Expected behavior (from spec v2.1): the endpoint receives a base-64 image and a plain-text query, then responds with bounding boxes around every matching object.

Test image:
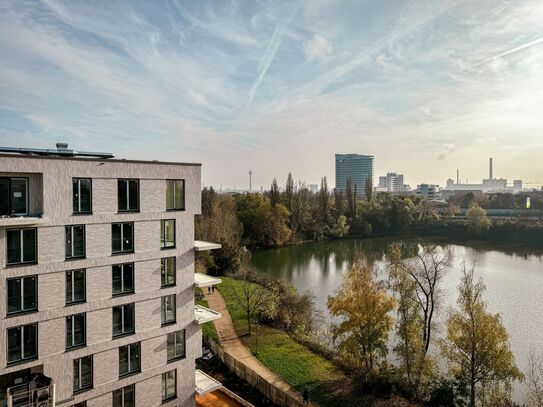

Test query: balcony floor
[196,391,245,407]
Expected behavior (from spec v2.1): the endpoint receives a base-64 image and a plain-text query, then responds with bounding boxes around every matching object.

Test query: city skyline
[1,0,543,188]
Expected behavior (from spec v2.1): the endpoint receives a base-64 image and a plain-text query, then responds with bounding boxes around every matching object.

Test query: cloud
[303,34,332,62]
[438,144,457,160]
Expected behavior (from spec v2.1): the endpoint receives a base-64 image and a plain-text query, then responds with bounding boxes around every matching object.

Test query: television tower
[249,169,252,192]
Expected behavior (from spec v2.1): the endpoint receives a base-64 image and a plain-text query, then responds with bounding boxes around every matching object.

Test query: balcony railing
[6,382,55,407]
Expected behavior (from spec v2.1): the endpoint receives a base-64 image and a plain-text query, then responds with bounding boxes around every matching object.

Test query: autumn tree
[442,266,522,407]
[334,189,345,217]
[270,178,280,207]
[328,254,396,373]
[346,178,357,219]
[466,204,491,234]
[229,272,279,334]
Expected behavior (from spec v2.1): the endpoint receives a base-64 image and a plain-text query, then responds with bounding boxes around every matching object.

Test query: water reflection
[251,236,543,403]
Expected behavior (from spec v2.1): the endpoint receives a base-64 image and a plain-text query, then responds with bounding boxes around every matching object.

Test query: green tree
[270,178,280,207]
[365,177,373,203]
[329,215,350,238]
[334,189,345,217]
[328,254,396,373]
[319,176,331,225]
[466,204,491,234]
[442,266,523,407]
[285,172,294,211]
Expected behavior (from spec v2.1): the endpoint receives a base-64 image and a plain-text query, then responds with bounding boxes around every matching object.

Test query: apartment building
[0,145,221,407]
[335,153,374,196]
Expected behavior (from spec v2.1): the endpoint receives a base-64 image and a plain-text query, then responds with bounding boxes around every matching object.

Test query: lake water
[251,237,543,403]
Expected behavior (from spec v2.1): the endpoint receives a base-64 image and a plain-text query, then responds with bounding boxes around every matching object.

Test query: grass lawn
[218,277,370,407]
[195,287,218,341]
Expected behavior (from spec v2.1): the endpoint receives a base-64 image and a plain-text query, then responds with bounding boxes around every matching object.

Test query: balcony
[195,273,222,288]
[5,374,55,407]
[194,305,221,325]
[0,175,44,227]
[195,369,222,396]
[194,241,222,252]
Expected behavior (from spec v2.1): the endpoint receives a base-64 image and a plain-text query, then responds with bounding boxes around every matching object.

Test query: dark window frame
[112,303,135,338]
[6,275,38,315]
[6,228,37,266]
[167,329,186,362]
[113,384,135,407]
[112,222,134,255]
[112,263,135,297]
[160,257,176,288]
[65,225,86,260]
[66,269,86,305]
[0,177,29,216]
[72,178,92,215]
[161,294,176,326]
[118,342,141,378]
[117,179,140,212]
[161,369,177,402]
[66,313,87,350]
[6,323,38,366]
[166,179,185,211]
[160,219,176,250]
[73,355,93,394]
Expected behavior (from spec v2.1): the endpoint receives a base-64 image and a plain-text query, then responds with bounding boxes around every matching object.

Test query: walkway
[206,290,316,407]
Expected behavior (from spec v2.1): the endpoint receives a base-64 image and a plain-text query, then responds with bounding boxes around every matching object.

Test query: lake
[251,237,543,403]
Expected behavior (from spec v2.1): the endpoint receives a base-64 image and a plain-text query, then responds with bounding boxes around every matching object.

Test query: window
[167,330,185,362]
[66,313,86,350]
[112,303,134,337]
[161,257,176,287]
[118,179,139,212]
[7,275,37,315]
[160,220,175,249]
[113,384,135,407]
[73,355,93,393]
[7,323,37,364]
[161,294,176,325]
[6,228,37,265]
[112,222,134,254]
[0,177,28,216]
[119,342,140,377]
[73,178,92,214]
[166,180,185,210]
[66,269,86,305]
[71,402,87,407]
[112,263,134,296]
[66,225,85,259]
[162,369,177,401]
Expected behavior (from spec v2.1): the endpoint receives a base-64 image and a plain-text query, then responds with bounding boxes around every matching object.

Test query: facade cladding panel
[335,153,374,195]
[0,154,202,407]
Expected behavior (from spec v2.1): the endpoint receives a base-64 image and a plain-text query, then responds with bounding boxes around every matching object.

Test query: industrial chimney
[489,157,493,180]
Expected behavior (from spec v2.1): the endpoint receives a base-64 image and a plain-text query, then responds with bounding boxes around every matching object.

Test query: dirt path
[206,290,316,407]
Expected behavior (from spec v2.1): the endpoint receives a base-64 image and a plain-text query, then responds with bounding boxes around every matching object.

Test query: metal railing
[6,383,55,407]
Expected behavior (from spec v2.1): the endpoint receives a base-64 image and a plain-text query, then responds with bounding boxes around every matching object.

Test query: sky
[1,0,543,189]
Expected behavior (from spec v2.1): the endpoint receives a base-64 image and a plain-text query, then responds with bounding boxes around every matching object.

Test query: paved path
[206,290,316,407]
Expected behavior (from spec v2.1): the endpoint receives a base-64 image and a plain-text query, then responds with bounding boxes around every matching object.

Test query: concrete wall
[0,155,202,407]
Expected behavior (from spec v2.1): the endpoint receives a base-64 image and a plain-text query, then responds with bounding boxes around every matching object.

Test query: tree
[466,204,491,235]
[526,349,543,407]
[285,172,294,211]
[346,178,357,219]
[328,254,396,373]
[365,177,373,203]
[329,215,350,238]
[389,245,451,359]
[229,273,279,334]
[319,176,331,225]
[442,266,522,407]
[334,189,345,217]
[270,178,280,207]
[388,243,428,394]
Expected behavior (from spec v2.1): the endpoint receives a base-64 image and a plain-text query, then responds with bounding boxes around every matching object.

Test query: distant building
[513,180,523,193]
[416,184,441,200]
[335,154,374,196]
[308,184,319,193]
[377,172,410,193]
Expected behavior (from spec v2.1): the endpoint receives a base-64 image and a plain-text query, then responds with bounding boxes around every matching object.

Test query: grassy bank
[218,277,413,407]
